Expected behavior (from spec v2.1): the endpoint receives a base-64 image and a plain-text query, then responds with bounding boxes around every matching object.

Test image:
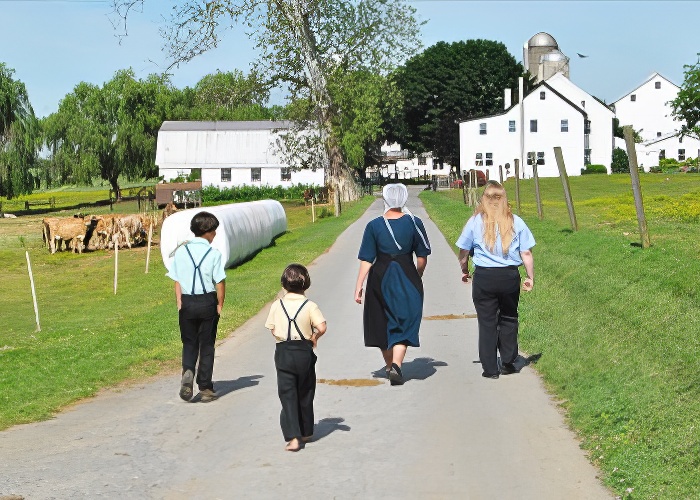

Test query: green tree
[113,0,422,212]
[44,70,178,195]
[0,63,38,198]
[671,53,700,139]
[388,40,526,165]
[611,147,630,173]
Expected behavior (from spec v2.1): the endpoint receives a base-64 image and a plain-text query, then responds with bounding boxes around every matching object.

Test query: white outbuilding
[155,121,325,188]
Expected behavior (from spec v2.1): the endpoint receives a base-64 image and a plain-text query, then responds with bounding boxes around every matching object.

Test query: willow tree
[0,63,38,198]
[113,0,422,212]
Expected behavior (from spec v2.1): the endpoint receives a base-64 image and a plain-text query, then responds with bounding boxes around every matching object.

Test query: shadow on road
[402,357,448,381]
[213,375,264,398]
[312,417,351,441]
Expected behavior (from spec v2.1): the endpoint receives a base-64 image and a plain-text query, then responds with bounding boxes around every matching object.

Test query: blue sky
[4,0,699,117]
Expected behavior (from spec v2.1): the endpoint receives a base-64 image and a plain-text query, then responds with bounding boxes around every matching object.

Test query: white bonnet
[382,183,408,213]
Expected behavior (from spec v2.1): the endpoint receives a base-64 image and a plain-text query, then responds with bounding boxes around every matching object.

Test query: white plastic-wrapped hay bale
[160,200,287,271]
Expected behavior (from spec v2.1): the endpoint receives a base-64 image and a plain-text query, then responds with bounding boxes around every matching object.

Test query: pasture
[420,173,700,499]
[0,196,373,430]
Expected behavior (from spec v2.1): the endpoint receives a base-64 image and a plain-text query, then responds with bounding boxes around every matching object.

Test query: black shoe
[482,372,500,379]
[179,369,194,401]
[500,363,520,375]
[389,363,404,385]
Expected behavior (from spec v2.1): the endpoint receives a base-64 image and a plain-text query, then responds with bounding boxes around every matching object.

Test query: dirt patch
[317,378,383,387]
[424,313,477,320]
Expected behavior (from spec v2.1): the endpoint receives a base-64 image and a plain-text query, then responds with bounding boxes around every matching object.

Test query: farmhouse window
[486,153,493,166]
[584,120,591,134]
[659,149,666,160]
[540,91,546,100]
[581,101,585,108]
[508,120,516,132]
[479,123,487,135]
[475,153,483,167]
[418,156,427,165]
[561,119,568,132]
[630,94,636,102]
[537,152,545,165]
[655,81,661,89]
[530,120,538,133]
[657,132,662,137]
[251,168,262,182]
[678,149,686,161]
[584,149,592,165]
[221,168,231,182]
[280,167,291,181]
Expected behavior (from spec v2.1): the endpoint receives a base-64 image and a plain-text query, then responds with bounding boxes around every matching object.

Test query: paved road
[0,187,611,499]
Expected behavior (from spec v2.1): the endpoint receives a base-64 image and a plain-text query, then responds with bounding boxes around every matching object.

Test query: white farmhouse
[612,73,700,169]
[459,76,614,179]
[372,141,452,180]
[155,121,325,188]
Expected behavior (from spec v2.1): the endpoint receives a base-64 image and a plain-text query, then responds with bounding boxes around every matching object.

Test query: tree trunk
[109,177,121,200]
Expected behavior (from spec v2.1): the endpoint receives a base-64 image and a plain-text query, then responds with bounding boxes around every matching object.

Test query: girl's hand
[461,272,471,283]
[355,287,363,304]
[522,277,534,291]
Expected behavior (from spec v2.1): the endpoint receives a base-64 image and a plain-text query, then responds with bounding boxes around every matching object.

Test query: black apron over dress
[274,299,317,441]
[363,252,424,350]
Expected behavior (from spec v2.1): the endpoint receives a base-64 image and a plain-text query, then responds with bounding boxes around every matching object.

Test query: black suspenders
[184,244,213,295]
[279,299,309,341]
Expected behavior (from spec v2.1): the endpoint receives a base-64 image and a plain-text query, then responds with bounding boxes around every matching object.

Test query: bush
[611,147,629,173]
[201,183,316,204]
[581,164,607,175]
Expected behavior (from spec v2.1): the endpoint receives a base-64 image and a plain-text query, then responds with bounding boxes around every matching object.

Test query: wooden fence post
[145,223,153,273]
[553,147,578,231]
[532,162,543,220]
[25,250,41,332]
[114,244,119,295]
[623,126,651,248]
[499,165,503,184]
[514,159,521,214]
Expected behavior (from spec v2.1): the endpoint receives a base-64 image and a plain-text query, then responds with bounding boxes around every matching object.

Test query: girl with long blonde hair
[456,180,536,379]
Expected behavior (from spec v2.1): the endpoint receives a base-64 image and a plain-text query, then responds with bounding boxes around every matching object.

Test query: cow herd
[41,214,156,254]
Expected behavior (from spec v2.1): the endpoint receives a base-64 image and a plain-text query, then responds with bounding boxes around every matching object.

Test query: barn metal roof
[159,120,293,132]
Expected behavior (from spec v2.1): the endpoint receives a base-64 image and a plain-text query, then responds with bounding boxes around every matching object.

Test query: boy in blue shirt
[167,211,227,402]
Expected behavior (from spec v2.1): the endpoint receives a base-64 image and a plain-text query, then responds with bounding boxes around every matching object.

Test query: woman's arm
[355,261,372,304]
[458,248,472,282]
[520,249,534,291]
[416,256,427,277]
[174,281,182,310]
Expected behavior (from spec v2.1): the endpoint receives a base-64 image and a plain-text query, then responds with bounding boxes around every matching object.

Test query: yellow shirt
[265,292,326,343]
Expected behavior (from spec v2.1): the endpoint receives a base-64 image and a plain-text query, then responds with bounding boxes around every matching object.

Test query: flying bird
[577,53,589,58]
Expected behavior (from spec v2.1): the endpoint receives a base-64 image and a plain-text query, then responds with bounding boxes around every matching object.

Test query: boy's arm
[216,280,225,315]
[311,321,327,348]
[174,282,182,310]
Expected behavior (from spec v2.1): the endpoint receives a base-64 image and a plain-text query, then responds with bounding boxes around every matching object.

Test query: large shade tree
[671,53,700,139]
[387,40,526,166]
[0,63,39,198]
[113,0,422,212]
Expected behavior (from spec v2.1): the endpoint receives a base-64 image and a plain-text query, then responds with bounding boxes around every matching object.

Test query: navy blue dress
[358,215,431,350]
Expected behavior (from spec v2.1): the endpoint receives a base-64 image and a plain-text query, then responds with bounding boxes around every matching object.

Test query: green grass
[420,173,700,499]
[0,196,373,430]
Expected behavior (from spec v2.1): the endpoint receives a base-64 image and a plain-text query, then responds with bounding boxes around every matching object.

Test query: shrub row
[201,184,317,203]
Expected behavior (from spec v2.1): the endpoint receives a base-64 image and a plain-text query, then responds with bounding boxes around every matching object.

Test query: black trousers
[179,292,219,391]
[274,341,317,441]
[472,266,521,376]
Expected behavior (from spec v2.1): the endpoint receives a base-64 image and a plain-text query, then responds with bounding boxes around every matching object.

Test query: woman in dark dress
[354,184,431,385]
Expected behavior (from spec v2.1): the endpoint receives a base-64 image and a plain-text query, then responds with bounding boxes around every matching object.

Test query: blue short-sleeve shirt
[166,237,227,294]
[455,214,535,267]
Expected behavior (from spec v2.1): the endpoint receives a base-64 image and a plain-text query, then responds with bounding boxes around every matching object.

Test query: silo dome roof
[528,32,558,48]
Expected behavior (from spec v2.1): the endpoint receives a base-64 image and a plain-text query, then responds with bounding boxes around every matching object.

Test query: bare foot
[285,438,301,451]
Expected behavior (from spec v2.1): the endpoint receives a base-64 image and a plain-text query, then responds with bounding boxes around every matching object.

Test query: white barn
[370,142,452,180]
[612,73,700,169]
[155,121,325,188]
[459,75,614,179]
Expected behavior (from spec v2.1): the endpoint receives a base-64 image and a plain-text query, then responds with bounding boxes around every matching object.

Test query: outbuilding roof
[159,120,293,132]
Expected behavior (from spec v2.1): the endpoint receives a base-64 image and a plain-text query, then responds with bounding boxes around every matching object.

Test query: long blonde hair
[475,180,514,255]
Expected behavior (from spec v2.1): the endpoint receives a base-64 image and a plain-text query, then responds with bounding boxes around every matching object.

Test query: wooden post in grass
[114,244,119,295]
[532,162,543,220]
[623,126,651,248]
[554,146,578,231]
[25,250,41,332]
[514,159,521,214]
[311,197,316,223]
[145,223,153,273]
[499,165,504,184]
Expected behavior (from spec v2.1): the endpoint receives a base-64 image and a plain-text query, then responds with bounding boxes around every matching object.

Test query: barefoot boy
[265,264,327,451]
